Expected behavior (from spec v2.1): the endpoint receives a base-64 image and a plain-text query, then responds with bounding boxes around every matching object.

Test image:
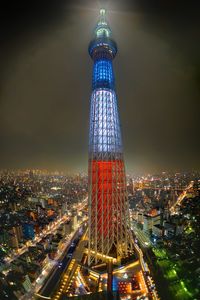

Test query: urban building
[152,224,164,237]
[143,214,161,233]
[22,223,35,240]
[163,221,176,238]
[137,213,144,224]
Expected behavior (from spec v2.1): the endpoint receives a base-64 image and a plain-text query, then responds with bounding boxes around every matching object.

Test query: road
[133,235,160,300]
[35,226,84,299]
[52,227,88,299]
[4,196,88,267]
[4,215,69,267]
[170,181,194,214]
[131,222,152,249]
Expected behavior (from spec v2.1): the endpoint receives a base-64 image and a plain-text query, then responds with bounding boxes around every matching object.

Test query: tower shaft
[88,9,131,265]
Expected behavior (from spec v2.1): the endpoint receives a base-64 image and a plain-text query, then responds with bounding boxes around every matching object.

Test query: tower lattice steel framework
[88,9,132,265]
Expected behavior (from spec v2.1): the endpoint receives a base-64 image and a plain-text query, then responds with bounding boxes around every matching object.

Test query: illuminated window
[96,28,109,38]
[93,59,114,89]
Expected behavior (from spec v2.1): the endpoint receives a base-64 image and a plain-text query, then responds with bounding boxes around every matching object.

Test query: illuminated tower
[88,9,132,265]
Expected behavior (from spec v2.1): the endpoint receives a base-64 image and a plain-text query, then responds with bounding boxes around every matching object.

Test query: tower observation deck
[88,9,132,266]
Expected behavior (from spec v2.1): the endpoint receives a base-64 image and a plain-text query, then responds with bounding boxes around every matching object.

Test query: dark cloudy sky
[0,0,199,173]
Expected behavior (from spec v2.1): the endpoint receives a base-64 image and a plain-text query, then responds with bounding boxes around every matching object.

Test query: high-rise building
[88,9,132,265]
[22,223,35,240]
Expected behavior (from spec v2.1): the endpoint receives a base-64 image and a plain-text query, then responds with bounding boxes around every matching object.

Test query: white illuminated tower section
[88,9,132,265]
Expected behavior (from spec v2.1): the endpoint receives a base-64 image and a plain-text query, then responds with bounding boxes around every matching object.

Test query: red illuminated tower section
[88,9,132,265]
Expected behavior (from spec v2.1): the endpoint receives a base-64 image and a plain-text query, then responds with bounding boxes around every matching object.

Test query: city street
[35,226,84,299]
[4,214,69,266]
[131,222,152,249]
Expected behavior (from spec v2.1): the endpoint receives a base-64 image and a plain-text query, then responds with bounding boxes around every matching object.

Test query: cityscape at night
[0,170,199,299]
[0,1,200,300]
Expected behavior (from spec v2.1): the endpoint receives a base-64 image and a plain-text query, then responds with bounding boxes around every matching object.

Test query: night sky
[0,0,199,173]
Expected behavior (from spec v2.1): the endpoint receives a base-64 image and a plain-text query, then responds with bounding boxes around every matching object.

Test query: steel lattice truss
[88,9,132,265]
[89,89,122,154]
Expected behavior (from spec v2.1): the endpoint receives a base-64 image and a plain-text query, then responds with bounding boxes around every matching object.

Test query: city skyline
[0,0,200,173]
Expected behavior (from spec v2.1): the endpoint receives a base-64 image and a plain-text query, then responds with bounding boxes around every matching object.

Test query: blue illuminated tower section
[88,9,131,265]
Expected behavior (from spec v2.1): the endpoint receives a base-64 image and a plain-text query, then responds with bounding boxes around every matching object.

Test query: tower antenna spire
[99,7,106,25]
